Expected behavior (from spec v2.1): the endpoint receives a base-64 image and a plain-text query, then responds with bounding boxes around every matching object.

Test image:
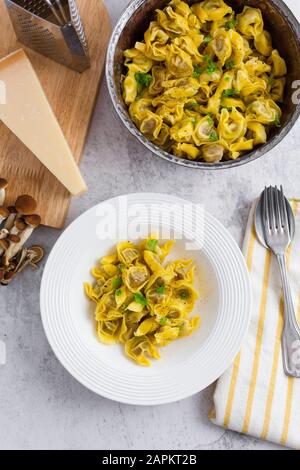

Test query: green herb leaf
[192,63,203,78]
[225,60,235,70]
[159,317,168,326]
[115,289,122,297]
[222,88,236,98]
[225,18,237,30]
[203,35,212,44]
[135,292,148,307]
[209,131,218,142]
[135,72,152,93]
[273,116,281,127]
[113,277,123,289]
[207,115,214,126]
[146,239,158,252]
[156,285,166,295]
[204,55,217,74]
[207,64,217,74]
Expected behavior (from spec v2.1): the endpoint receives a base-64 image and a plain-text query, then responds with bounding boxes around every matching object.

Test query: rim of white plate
[40,193,252,405]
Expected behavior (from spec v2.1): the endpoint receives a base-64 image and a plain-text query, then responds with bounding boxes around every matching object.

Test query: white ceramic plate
[40,193,252,405]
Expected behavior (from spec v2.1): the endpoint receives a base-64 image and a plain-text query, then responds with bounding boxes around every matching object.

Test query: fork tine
[274,186,281,230]
[279,185,288,229]
[263,187,270,230]
[268,186,276,231]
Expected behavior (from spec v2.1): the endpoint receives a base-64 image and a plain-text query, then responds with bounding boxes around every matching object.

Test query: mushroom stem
[0,179,8,206]
[0,229,8,240]
[0,206,9,225]
[0,238,9,258]
[4,207,17,231]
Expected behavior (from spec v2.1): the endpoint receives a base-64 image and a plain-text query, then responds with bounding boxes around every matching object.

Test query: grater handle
[68,0,88,53]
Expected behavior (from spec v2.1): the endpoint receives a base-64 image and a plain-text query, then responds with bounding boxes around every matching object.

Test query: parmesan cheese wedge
[0,49,87,196]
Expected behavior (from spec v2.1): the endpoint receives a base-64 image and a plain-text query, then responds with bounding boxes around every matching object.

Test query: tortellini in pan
[84,237,200,366]
[122,0,287,162]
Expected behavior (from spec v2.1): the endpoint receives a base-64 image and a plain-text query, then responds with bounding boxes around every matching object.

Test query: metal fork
[263,186,300,377]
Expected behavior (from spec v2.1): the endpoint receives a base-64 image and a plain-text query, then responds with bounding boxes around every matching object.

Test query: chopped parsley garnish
[135,292,148,307]
[225,60,235,70]
[222,88,236,98]
[193,63,203,78]
[207,115,214,126]
[203,35,212,44]
[115,289,122,297]
[159,317,168,326]
[209,131,219,142]
[273,116,281,127]
[146,239,158,252]
[135,72,152,93]
[156,285,166,295]
[204,55,217,74]
[113,277,122,289]
[225,18,237,30]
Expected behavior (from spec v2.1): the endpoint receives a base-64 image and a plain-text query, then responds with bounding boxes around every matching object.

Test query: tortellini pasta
[84,238,200,366]
[122,0,287,162]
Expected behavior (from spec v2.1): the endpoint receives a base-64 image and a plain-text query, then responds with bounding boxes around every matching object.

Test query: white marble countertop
[0,0,299,451]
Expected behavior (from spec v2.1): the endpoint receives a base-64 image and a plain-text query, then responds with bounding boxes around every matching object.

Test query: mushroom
[8,234,21,244]
[0,229,9,240]
[3,214,41,265]
[16,246,44,273]
[0,238,9,257]
[24,214,41,230]
[9,218,27,237]
[0,179,8,206]
[15,195,37,216]
[4,206,17,230]
[0,206,9,225]
[1,270,15,286]
[27,245,44,267]
[1,245,44,285]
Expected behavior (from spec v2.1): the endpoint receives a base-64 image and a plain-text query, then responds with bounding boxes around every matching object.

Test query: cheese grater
[5,0,90,72]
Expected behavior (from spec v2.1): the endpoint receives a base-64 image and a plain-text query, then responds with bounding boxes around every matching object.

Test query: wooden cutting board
[0,0,111,228]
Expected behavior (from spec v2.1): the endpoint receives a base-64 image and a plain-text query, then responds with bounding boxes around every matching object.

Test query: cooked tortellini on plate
[84,238,200,366]
[122,0,287,163]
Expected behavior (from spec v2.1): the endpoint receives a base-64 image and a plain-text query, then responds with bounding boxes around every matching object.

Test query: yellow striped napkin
[210,199,300,449]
